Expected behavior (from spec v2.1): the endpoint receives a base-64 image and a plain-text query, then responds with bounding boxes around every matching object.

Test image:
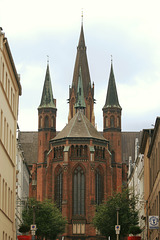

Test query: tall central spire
[68,20,95,125]
[71,22,91,98]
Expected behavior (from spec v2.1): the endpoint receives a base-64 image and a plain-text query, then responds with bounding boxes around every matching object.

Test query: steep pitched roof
[122,131,142,163]
[38,64,56,109]
[71,24,92,98]
[52,110,106,141]
[18,131,38,165]
[103,62,121,109]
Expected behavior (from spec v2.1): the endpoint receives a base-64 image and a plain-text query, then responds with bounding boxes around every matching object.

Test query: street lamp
[116,208,120,240]
[31,205,36,240]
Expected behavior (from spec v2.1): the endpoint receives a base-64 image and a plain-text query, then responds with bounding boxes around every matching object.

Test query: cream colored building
[0,28,21,240]
[147,118,160,240]
[16,131,30,237]
[140,129,153,240]
[128,138,145,239]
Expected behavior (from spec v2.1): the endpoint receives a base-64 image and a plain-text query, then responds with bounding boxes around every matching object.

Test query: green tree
[20,198,67,240]
[92,188,140,240]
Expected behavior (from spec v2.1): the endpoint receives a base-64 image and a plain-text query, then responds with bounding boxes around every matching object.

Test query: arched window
[44,151,48,163]
[110,116,115,127]
[117,116,120,128]
[73,166,85,215]
[51,116,55,128]
[55,168,63,210]
[44,116,49,128]
[84,145,87,157]
[111,150,115,163]
[95,168,104,205]
[39,116,42,128]
[103,148,105,159]
[71,145,75,157]
[105,116,108,127]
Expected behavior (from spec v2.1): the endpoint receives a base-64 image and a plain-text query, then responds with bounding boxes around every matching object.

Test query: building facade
[129,121,160,240]
[128,142,145,239]
[16,130,30,237]
[0,28,21,240]
[147,118,160,240]
[23,23,128,240]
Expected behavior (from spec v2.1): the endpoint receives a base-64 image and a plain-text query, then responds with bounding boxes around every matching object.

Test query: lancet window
[73,166,85,215]
[55,168,63,210]
[95,168,104,205]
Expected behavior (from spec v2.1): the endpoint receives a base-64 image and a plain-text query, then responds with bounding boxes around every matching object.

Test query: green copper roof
[75,67,86,109]
[39,64,56,109]
[103,63,121,109]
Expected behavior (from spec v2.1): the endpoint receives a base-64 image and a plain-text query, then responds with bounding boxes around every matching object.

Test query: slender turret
[103,60,122,192]
[37,62,57,201]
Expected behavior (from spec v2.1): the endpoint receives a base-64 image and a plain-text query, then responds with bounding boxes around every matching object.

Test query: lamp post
[116,208,120,240]
[31,205,36,240]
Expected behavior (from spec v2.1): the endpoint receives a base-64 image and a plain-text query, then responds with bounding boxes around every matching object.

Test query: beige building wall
[0,28,21,240]
[148,120,160,240]
[143,135,151,240]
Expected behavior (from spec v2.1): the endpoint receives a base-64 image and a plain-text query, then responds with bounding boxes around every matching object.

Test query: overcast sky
[1,0,160,132]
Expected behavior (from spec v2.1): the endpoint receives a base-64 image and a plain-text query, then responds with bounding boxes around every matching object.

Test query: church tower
[68,22,95,125]
[37,62,57,200]
[103,61,122,192]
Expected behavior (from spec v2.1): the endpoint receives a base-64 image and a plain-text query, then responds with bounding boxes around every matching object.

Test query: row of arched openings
[54,165,104,213]
[70,145,88,159]
[39,115,55,129]
[52,145,106,161]
[104,115,120,128]
[94,146,106,160]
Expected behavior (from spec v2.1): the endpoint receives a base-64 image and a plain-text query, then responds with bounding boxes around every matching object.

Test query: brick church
[19,22,140,240]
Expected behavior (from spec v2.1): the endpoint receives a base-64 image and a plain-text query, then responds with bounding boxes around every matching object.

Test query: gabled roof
[18,131,38,165]
[38,64,56,109]
[71,24,92,98]
[103,62,121,109]
[52,110,107,142]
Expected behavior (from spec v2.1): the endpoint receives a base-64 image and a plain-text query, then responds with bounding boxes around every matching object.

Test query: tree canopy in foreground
[20,198,67,240]
[92,188,141,240]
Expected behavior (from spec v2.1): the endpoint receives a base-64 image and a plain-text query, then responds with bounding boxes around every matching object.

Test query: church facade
[28,23,128,240]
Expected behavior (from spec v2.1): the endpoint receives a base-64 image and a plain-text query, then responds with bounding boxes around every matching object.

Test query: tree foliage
[20,198,67,240]
[92,188,140,240]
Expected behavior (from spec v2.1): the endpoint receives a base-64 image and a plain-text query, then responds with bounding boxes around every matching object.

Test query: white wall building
[16,130,30,237]
[128,138,145,239]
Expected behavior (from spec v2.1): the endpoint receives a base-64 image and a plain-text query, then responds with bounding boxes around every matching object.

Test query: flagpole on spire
[81,8,83,26]
[47,55,49,66]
